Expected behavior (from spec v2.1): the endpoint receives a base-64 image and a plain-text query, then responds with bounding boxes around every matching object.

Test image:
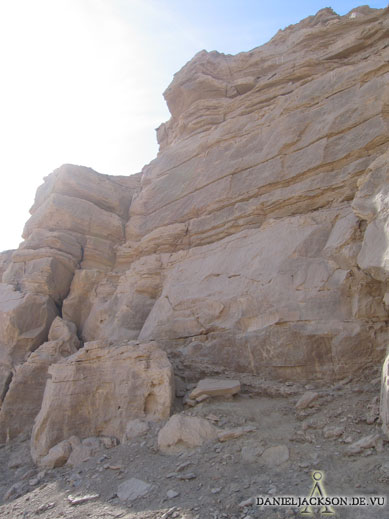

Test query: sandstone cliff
[0,6,389,447]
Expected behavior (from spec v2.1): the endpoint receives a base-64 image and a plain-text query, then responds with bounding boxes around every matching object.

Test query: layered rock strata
[69,6,389,380]
[0,6,388,447]
[0,165,140,441]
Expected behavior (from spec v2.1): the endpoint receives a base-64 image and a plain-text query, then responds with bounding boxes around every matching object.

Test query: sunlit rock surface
[0,6,388,447]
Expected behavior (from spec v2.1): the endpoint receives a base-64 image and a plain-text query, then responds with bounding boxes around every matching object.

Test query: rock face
[63,6,389,381]
[0,251,14,282]
[0,284,57,409]
[0,6,389,448]
[31,340,174,463]
[0,317,79,442]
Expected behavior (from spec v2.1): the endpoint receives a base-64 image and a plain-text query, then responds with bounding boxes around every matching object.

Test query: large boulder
[158,414,219,453]
[31,340,174,464]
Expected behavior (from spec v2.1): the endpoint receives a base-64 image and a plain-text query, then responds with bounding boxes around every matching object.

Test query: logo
[300,471,335,515]
[255,469,386,515]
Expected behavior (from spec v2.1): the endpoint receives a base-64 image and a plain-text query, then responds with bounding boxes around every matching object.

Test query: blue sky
[0,0,387,251]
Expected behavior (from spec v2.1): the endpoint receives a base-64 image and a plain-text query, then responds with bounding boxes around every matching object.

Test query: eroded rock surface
[63,6,389,382]
[0,317,79,442]
[0,6,388,453]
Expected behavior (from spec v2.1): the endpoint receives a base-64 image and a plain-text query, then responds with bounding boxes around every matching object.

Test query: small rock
[166,472,178,478]
[100,436,119,449]
[176,461,192,472]
[167,489,180,499]
[261,445,289,466]
[218,425,256,442]
[178,472,197,480]
[124,419,150,442]
[323,426,344,439]
[160,508,177,519]
[211,487,222,494]
[183,395,196,407]
[195,394,210,403]
[296,391,319,410]
[239,497,254,507]
[68,493,99,505]
[117,477,151,502]
[346,434,381,455]
[190,378,240,400]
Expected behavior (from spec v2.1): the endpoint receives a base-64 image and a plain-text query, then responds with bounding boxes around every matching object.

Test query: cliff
[0,5,389,451]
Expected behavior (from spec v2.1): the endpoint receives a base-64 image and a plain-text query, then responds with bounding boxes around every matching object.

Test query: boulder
[39,439,72,469]
[31,340,174,464]
[158,414,219,453]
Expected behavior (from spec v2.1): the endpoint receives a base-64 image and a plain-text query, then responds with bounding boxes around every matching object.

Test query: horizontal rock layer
[72,7,389,380]
[0,6,388,448]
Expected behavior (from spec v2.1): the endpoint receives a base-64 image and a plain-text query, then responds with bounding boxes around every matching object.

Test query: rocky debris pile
[0,374,388,518]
